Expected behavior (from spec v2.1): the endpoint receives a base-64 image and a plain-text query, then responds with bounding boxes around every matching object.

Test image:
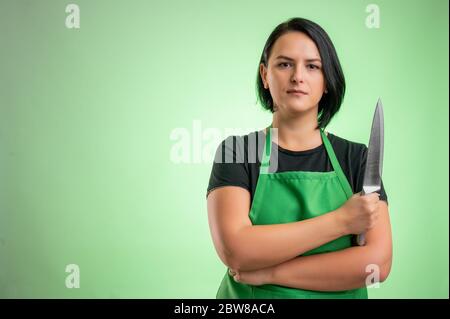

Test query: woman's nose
[291,66,305,83]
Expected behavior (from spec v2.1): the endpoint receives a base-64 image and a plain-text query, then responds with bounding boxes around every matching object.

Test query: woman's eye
[278,62,292,68]
[307,64,320,70]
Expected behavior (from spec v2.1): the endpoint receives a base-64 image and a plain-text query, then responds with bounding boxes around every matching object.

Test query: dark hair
[256,17,345,129]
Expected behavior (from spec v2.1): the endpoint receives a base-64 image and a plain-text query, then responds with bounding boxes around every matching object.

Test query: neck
[271,108,322,151]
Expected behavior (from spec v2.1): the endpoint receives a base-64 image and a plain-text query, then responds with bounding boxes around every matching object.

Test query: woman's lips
[287,90,308,96]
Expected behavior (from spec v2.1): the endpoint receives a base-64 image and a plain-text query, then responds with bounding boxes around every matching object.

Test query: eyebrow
[274,55,322,63]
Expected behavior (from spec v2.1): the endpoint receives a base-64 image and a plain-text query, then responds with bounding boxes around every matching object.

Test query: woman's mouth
[287,89,308,96]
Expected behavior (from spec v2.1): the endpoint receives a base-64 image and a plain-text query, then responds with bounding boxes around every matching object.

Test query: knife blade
[356,98,384,246]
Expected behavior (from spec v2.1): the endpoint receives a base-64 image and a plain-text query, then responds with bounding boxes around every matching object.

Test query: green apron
[216,125,368,299]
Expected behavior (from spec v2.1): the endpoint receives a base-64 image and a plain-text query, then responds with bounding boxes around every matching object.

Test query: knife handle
[356,187,380,246]
[356,189,368,246]
[356,233,366,246]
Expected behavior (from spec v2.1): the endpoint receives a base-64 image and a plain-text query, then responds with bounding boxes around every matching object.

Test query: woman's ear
[260,63,268,89]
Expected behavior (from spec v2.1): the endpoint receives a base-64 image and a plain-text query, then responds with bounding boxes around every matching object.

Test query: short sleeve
[356,145,389,205]
[206,136,250,198]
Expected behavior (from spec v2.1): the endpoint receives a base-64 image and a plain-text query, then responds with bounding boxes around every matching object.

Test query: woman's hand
[336,192,381,235]
[228,267,273,286]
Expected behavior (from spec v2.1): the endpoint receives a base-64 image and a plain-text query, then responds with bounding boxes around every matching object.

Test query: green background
[0,0,448,298]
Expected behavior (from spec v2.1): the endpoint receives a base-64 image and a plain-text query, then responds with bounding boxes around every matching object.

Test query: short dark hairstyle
[256,17,346,129]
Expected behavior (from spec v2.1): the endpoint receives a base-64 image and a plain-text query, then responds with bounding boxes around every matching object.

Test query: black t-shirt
[206,130,388,205]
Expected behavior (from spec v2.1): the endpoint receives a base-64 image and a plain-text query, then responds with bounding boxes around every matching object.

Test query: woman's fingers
[228,268,237,276]
[228,268,241,282]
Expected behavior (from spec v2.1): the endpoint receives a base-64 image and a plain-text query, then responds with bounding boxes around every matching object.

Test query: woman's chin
[285,101,315,113]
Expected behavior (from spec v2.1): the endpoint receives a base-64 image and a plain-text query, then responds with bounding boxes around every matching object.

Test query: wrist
[332,208,349,237]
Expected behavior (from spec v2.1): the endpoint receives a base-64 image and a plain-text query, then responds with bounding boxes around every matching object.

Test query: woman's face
[260,31,327,114]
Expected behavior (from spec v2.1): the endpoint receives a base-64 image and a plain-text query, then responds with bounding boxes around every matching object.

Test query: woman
[206,17,392,299]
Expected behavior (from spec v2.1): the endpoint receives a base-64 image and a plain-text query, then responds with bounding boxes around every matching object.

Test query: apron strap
[320,129,354,199]
[259,124,272,174]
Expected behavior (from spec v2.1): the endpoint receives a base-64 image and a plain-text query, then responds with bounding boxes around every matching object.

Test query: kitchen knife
[356,98,384,246]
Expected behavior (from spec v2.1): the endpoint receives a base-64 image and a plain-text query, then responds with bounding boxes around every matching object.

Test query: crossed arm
[207,186,392,291]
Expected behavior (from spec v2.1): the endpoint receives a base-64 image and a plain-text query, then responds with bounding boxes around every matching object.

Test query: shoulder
[326,131,367,156]
[325,131,369,174]
[213,130,262,162]
[207,131,259,198]
[324,132,368,194]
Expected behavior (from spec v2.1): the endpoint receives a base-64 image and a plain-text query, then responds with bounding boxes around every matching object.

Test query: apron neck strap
[259,124,272,174]
[320,129,354,198]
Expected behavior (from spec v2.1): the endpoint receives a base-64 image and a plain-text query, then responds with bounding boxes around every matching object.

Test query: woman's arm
[235,201,392,291]
[207,186,351,272]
